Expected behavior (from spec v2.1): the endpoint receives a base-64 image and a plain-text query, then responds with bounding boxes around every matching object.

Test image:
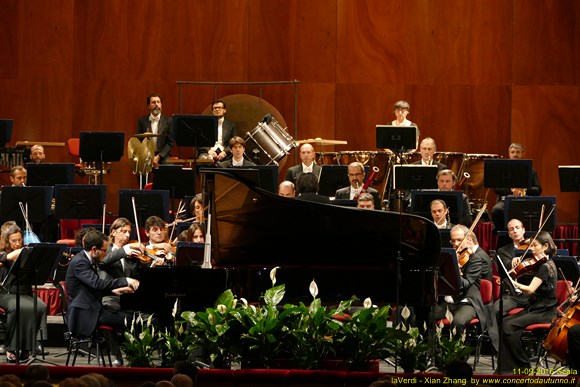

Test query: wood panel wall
[0,0,579,223]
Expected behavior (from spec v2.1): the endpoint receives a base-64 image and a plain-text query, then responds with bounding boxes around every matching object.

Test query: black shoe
[6,351,17,363]
[112,358,124,367]
[36,344,49,355]
[19,350,30,361]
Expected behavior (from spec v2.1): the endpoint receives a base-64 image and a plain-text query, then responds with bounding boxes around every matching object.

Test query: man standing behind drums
[208,100,238,162]
[285,143,321,185]
[219,136,256,167]
[136,93,174,168]
[437,169,473,226]
[492,143,542,232]
[29,145,45,164]
[412,138,447,170]
[335,162,381,210]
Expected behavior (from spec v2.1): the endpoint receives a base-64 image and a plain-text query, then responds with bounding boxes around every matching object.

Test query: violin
[455,203,487,269]
[457,247,474,268]
[518,238,531,250]
[509,253,548,279]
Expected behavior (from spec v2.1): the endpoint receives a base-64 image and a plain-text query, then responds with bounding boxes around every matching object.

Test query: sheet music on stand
[495,253,522,296]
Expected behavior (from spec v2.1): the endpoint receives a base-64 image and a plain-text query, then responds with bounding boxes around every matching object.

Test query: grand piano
[122,168,443,312]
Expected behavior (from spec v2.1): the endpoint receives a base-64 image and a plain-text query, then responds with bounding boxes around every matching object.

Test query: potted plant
[121,314,160,367]
[431,311,474,373]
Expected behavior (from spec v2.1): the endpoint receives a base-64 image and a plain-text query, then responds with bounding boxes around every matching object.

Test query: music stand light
[26,163,75,186]
[79,132,125,184]
[0,187,53,228]
[118,189,170,227]
[0,119,14,147]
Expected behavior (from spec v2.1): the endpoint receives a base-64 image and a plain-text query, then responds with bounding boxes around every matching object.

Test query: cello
[543,278,580,364]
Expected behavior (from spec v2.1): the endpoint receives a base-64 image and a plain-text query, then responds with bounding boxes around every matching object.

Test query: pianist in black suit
[334,162,381,210]
[285,143,321,185]
[218,136,256,168]
[65,230,138,339]
[295,172,330,204]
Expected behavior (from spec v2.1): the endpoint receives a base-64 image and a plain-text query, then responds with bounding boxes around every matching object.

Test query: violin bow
[102,204,106,234]
[131,196,142,245]
[456,202,487,253]
[514,204,556,265]
[168,199,184,242]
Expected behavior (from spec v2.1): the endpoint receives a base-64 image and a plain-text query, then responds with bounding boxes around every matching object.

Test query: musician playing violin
[433,225,496,346]
[143,215,175,266]
[334,162,381,210]
[494,219,532,317]
[497,231,558,374]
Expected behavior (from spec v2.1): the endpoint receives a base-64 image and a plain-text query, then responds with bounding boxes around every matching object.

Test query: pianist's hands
[112,286,134,295]
[127,277,140,291]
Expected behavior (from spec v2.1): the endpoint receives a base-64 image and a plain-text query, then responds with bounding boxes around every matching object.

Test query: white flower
[363,297,373,309]
[270,266,280,286]
[250,304,257,313]
[445,307,453,324]
[208,314,216,324]
[309,280,319,299]
[217,304,227,314]
[231,299,237,309]
[401,306,411,320]
[240,298,248,308]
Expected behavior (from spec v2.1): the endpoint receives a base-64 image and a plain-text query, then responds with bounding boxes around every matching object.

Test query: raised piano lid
[203,169,441,269]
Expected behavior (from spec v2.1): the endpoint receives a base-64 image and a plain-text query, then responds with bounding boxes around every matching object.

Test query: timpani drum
[460,153,500,210]
[316,152,339,165]
[336,150,394,200]
[244,118,295,165]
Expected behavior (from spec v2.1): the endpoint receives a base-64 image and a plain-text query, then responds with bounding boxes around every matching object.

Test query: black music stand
[553,255,580,285]
[16,243,65,365]
[410,190,463,225]
[558,166,580,226]
[175,242,205,267]
[54,185,106,236]
[79,132,125,185]
[0,186,53,229]
[505,196,557,232]
[393,165,438,190]
[172,114,217,160]
[0,119,14,147]
[26,163,75,186]
[376,125,418,154]
[152,165,196,217]
[118,189,170,227]
[483,159,532,190]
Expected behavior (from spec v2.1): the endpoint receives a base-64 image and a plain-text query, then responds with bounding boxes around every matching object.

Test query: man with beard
[136,93,174,167]
[335,162,381,209]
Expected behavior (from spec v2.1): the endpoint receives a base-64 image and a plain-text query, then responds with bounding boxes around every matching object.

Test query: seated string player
[494,218,532,317]
[295,173,330,204]
[432,225,497,348]
[356,193,375,209]
[430,199,453,229]
[278,181,296,197]
[436,169,473,226]
[143,216,175,266]
[218,136,256,167]
[334,162,381,210]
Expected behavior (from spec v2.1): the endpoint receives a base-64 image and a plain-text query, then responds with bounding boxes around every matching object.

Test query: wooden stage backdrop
[0,0,579,222]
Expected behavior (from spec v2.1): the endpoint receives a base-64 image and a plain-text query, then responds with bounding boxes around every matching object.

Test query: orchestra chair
[436,279,494,371]
[58,281,113,366]
[518,279,572,371]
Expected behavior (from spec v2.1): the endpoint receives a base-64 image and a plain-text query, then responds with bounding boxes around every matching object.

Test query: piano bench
[64,325,114,367]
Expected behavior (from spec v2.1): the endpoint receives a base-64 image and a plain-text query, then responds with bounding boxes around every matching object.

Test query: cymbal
[127,137,142,174]
[132,132,161,139]
[139,138,155,175]
[295,138,348,145]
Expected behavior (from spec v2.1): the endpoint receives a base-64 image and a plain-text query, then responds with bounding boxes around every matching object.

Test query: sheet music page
[495,254,523,296]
